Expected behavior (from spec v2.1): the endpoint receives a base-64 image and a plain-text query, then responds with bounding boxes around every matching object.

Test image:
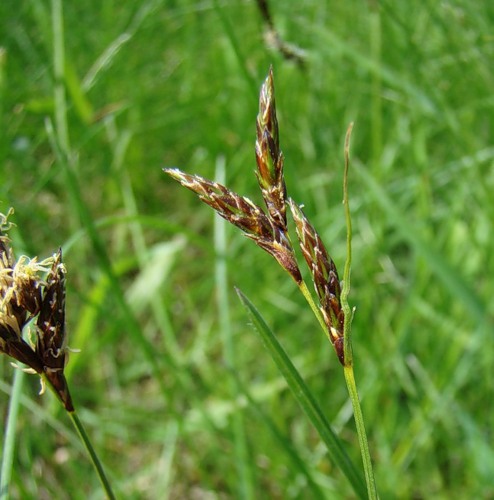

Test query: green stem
[343,366,377,500]
[214,158,255,499]
[369,3,383,170]
[68,411,116,500]
[0,369,25,499]
[298,280,329,340]
[340,123,378,499]
[341,123,354,366]
[51,0,70,153]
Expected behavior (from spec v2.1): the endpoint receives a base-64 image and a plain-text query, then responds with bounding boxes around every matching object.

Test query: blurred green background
[1,1,493,498]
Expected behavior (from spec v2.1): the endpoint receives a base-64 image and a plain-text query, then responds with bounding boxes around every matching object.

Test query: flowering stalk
[340,123,378,499]
[255,66,287,231]
[163,68,377,497]
[163,168,302,284]
[0,212,72,410]
[0,209,115,499]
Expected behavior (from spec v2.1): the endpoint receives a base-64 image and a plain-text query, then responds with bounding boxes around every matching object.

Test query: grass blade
[0,370,24,499]
[214,158,255,499]
[235,288,367,500]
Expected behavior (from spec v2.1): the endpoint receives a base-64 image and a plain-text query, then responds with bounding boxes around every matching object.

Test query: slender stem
[0,369,25,499]
[344,366,378,500]
[369,3,383,171]
[68,412,116,500]
[51,0,70,154]
[341,123,354,366]
[298,280,329,340]
[214,158,255,499]
[340,123,378,499]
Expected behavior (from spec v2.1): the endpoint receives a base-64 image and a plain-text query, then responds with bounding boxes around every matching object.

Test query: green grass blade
[212,0,258,98]
[214,158,256,499]
[341,124,378,499]
[68,412,116,499]
[0,370,24,499]
[235,288,367,500]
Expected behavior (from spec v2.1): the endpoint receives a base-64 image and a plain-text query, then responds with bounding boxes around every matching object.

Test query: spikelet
[35,249,73,411]
[163,169,302,284]
[0,211,73,410]
[164,68,348,365]
[289,200,345,364]
[255,66,287,231]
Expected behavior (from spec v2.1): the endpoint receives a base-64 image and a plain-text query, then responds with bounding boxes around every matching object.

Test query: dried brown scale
[255,1,307,67]
[163,168,302,284]
[2,336,45,373]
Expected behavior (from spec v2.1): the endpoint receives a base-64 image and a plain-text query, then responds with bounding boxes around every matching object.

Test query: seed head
[35,249,73,411]
[289,200,345,364]
[255,67,287,231]
[0,211,73,410]
[163,168,302,283]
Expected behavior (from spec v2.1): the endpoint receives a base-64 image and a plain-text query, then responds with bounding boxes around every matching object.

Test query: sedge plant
[0,209,115,499]
[164,68,378,498]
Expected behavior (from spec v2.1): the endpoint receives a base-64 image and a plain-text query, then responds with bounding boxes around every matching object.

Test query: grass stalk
[212,0,258,98]
[369,3,382,169]
[0,370,24,499]
[343,366,377,499]
[340,123,378,499]
[68,411,116,500]
[214,158,255,499]
[297,280,329,339]
[51,0,70,154]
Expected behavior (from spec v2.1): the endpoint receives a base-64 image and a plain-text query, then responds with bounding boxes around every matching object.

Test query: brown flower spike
[255,66,287,231]
[0,211,73,411]
[163,169,302,284]
[289,200,345,364]
[35,250,73,411]
[164,68,348,365]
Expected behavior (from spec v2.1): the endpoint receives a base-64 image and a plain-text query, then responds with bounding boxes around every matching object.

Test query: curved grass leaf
[235,288,367,500]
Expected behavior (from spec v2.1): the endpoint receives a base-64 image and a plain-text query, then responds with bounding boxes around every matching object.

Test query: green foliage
[1,0,493,498]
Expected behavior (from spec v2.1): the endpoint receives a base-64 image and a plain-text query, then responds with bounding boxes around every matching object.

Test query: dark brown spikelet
[163,168,302,284]
[255,67,287,231]
[289,199,345,364]
[36,249,73,411]
[1,211,74,409]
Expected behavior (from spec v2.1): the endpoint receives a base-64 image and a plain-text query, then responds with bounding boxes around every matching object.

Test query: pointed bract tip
[267,65,274,80]
[163,167,182,181]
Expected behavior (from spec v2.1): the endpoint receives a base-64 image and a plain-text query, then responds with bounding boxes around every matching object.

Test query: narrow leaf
[235,288,367,499]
